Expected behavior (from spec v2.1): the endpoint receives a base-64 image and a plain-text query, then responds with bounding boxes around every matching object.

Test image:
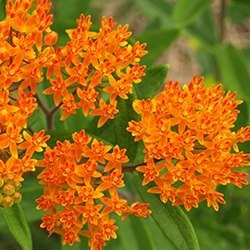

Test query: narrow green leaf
[172,0,212,28]
[52,0,91,45]
[229,0,250,24]
[113,96,139,162]
[214,44,250,128]
[134,64,169,99]
[134,173,200,250]
[188,10,219,46]
[214,44,250,99]
[1,204,33,250]
[134,0,173,27]
[129,216,158,250]
[0,0,7,20]
[117,217,140,250]
[141,216,175,250]
[21,177,44,222]
[139,29,180,65]
[53,0,91,22]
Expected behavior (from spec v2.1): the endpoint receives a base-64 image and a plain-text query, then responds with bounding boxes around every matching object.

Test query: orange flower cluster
[128,76,250,211]
[44,14,147,126]
[36,130,151,249]
[1,0,149,247]
[0,0,53,207]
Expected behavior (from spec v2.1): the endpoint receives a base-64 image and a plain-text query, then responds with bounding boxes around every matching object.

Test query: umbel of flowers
[0,0,249,250]
[0,0,53,207]
[0,0,149,249]
[36,130,151,248]
[128,76,250,211]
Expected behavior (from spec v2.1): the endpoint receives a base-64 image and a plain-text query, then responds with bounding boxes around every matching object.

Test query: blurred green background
[0,0,250,249]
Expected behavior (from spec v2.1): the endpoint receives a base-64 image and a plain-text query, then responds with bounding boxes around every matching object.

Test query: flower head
[128,76,250,211]
[44,14,147,127]
[37,129,151,248]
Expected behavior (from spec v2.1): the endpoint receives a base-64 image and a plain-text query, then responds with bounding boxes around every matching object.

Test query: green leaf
[134,64,169,99]
[229,0,250,24]
[172,0,212,28]
[134,173,200,250]
[139,29,180,65]
[52,0,91,45]
[214,44,250,99]
[113,96,139,162]
[0,0,6,20]
[188,10,219,46]
[53,0,91,22]
[214,44,250,128]
[1,204,33,250]
[21,176,44,222]
[128,216,159,250]
[134,0,173,27]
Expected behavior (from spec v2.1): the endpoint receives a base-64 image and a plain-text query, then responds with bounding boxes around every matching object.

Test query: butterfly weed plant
[0,1,249,250]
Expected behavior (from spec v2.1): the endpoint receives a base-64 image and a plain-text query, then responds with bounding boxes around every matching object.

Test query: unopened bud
[5,174,14,182]
[44,31,58,46]
[2,196,14,207]
[0,178,4,188]
[3,183,15,195]
[13,192,22,203]
[14,182,22,190]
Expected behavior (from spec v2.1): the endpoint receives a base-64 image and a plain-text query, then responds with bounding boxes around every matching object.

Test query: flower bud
[44,31,58,46]
[13,192,22,203]
[2,196,14,207]
[0,178,4,188]
[2,183,15,196]
[14,181,22,190]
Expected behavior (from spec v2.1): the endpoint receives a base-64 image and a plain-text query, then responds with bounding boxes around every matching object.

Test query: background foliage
[0,0,249,249]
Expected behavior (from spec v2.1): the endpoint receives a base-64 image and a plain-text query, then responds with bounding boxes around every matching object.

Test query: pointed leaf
[134,0,173,27]
[52,0,91,45]
[214,44,250,127]
[113,96,140,162]
[134,173,199,250]
[188,10,219,46]
[1,204,33,250]
[117,217,140,250]
[214,44,250,99]
[139,29,180,65]
[172,0,212,28]
[128,216,159,250]
[0,0,6,20]
[53,0,91,22]
[134,64,169,99]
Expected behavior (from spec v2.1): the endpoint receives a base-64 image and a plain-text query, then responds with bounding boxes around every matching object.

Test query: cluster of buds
[128,76,250,211]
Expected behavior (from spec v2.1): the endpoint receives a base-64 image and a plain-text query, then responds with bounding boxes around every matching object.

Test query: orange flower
[104,145,129,172]
[0,124,23,158]
[19,130,50,156]
[128,76,250,211]
[43,75,68,106]
[60,94,78,120]
[43,14,147,126]
[76,87,99,116]
[91,99,118,128]
[37,130,151,248]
